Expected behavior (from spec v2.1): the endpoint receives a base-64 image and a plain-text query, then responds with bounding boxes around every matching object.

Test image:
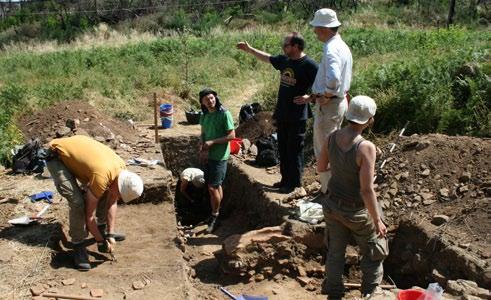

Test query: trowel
[8,204,50,226]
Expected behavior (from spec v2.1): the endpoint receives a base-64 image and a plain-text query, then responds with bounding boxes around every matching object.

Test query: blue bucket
[161,116,173,129]
[160,103,173,117]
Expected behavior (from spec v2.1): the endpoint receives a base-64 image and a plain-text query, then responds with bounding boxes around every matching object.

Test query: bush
[0,84,28,164]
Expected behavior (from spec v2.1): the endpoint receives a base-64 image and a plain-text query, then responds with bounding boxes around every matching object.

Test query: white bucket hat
[118,170,144,203]
[310,8,342,28]
[345,96,377,124]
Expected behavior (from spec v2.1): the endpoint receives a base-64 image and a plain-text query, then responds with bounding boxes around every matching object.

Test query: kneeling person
[46,135,144,270]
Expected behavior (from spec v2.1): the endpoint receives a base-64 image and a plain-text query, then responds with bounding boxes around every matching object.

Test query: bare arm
[85,189,105,242]
[358,141,387,237]
[105,189,119,234]
[237,41,271,63]
[199,128,208,163]
[202,129,236,150]
[317,136,331,173]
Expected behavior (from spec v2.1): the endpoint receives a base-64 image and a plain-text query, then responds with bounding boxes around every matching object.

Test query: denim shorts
[204,159,228,187]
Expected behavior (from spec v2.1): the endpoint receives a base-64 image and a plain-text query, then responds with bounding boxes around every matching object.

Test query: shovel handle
[219,287,238,300]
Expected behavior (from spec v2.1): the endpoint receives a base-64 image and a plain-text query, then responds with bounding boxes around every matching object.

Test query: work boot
[279,186,294,194]
[272,181,284,188]
[206,216,219,233]
[73,243,91,271]
[97,224,126,242]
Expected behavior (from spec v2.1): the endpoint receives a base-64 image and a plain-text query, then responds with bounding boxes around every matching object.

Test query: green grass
[0,23,489,164]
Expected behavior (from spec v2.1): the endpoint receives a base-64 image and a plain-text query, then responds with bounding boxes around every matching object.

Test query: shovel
[8,204,50,226]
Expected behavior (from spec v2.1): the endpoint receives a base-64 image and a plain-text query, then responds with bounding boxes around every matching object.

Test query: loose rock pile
[215,133,491,298]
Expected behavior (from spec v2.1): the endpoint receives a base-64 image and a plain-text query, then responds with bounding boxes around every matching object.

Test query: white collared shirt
[312,34,352,98]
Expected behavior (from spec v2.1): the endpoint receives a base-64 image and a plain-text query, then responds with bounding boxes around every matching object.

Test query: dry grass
[1,23,159,55]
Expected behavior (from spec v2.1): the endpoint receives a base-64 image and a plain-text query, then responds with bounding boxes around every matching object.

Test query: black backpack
[255,135,279,167]
[239,102,262,124]
[12,139,46,174]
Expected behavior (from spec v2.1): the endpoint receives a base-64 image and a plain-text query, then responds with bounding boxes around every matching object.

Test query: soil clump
[17,100,137,145]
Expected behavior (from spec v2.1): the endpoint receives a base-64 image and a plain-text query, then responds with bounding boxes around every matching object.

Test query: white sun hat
[310,8,342,28]
[118,170,144,203]
[345,96,377,124]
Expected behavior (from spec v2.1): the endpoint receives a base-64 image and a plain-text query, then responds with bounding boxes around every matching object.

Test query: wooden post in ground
[153,92,159,143]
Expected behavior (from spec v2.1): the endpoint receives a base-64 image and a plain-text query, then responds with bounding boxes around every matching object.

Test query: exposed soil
[17,101,138,145]
[2,99,490,299]
[374,134,490,254]
[235,112,276,144]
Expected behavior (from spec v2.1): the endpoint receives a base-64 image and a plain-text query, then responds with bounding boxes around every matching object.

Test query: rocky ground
[0,100,489,299]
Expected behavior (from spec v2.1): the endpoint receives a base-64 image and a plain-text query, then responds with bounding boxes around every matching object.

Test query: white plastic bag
[417,283,444,300]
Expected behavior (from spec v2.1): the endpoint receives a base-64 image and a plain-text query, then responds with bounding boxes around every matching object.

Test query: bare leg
[208,185,222,216]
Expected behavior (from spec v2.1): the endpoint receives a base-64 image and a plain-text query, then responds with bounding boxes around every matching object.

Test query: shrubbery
[0,21,489,164]
[0,84,28,165]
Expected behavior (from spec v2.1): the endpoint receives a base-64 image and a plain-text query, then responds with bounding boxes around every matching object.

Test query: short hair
[329,26,340,33]
[288,32,305,51]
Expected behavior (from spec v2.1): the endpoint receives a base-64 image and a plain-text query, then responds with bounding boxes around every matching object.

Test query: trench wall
[385,218,490,289]
[127,143,173,204]
[160,135,290,226]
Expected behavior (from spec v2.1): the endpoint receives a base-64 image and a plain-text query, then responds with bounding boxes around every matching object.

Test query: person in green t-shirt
[198,88,235,233]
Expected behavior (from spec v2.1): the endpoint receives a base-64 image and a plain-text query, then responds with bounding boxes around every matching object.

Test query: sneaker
[206,216,219,233]
[73,244,91,271]
[98,224,126,241]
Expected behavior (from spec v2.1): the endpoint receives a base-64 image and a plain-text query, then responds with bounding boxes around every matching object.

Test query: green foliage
[0,84,28,164]
[351,30,490,137]
[0,18,489,167]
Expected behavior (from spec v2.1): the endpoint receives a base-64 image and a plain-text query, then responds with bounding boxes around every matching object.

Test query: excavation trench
[160,135,490,292]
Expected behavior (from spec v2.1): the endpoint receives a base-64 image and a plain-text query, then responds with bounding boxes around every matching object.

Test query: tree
[447,0,456,27]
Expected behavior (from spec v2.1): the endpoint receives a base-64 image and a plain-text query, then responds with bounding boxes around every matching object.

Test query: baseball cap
[345,96,377,124]
[310,8,342,28]
[118,170,144,203]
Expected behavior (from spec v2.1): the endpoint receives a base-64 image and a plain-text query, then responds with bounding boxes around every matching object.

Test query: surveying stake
[374,121,410,183]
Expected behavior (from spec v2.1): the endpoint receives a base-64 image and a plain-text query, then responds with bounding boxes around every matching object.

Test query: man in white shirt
[294,8,353,193]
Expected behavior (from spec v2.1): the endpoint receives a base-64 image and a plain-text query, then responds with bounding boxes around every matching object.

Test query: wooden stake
[153,92,159,143]
[41,292,99,300]
[344,282,397,290]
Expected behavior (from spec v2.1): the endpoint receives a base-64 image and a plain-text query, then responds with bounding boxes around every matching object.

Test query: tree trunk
[447,0,456,28]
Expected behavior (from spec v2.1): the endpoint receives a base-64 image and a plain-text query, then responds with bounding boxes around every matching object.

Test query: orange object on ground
[230,138,242,154]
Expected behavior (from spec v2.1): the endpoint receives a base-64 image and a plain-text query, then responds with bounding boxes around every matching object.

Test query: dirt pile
[374,134,490,251]
[209,132,490,297]
[235,112,276,144]
[17,101,137,145]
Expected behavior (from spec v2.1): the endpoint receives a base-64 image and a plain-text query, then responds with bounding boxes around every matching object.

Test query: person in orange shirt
[46,135,143,270]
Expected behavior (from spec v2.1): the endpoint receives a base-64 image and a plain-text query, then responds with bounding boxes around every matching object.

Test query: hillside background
[0,0,489,164]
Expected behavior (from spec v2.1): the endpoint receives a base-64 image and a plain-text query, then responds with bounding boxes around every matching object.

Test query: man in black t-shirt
[237,33,318,193]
